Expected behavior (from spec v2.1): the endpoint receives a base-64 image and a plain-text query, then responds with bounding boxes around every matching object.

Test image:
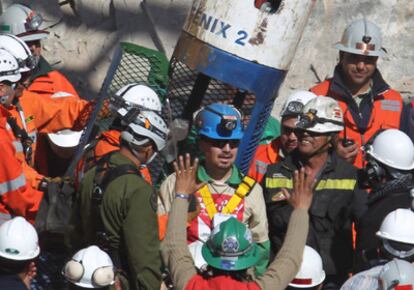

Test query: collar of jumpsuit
[197,164,243,186]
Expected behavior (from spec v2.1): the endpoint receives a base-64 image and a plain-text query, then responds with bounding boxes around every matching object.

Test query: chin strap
[129,144,158,165]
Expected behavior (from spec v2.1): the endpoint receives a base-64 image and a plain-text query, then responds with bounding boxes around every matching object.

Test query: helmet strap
[383,239,414,259]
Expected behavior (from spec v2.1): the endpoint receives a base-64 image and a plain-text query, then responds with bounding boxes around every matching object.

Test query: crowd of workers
[0,3,414,290]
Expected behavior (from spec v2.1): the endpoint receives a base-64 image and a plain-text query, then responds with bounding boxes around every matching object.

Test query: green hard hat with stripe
[202,217,260,271]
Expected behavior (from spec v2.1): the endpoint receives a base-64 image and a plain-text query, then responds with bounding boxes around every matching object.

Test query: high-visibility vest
[0,110,41,224]
[5,90,89,187]
[311,80,403,168]
[248,137,282,183]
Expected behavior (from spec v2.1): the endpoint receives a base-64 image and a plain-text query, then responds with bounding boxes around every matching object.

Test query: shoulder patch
[271,191,288,202]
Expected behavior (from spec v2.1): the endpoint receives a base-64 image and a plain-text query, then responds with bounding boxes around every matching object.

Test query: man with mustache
[263,97,367,289]
[248,90,317,183]
[158,103,270,275]
[311,19,403,169]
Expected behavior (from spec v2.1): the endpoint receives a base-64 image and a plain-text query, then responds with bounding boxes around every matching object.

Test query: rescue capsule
[167,0,315,172]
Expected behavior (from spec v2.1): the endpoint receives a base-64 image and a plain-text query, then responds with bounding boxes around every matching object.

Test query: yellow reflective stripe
[199,185,217,219]
[222,176,255,215]
[315,179,356,190]
[265,177,293,189]
[265,177,356,190]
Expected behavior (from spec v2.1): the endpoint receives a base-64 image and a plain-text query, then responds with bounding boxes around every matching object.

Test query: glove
[38,176,73,191]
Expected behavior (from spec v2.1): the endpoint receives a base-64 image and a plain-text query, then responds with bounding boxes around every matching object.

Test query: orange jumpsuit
[5,90,89,188]
[248,137,282,184]
[0,106,40,224]
[311,68,403,168]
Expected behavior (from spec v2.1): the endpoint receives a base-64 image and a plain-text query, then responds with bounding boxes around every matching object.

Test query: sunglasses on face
[281,125,299,135]
[201,137,240,149]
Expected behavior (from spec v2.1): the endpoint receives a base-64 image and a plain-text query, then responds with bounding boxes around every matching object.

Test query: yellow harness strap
[222,176,256,214]
[199,176,256,219]
[199,185,218,219]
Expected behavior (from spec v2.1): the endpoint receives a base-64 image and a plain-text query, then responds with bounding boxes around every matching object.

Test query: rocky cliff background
[3,0,413,117]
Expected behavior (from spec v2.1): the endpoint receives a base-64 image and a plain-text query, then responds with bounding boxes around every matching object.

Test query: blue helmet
[195,103,243,140]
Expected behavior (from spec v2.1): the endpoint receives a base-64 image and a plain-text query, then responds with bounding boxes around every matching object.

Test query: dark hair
[200,265,254,282]
[0,256,31,275]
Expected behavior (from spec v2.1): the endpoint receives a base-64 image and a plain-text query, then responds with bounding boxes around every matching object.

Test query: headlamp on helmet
[221,115,238,131]
[25,12,43,31]
[283,101,305,116]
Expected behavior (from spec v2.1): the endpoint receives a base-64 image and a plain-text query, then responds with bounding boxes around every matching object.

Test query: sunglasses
[201,137,240,149]
[281,125,299,135]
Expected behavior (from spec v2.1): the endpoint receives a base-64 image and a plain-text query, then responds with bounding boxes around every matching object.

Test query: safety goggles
[0,69,20,78]
[16,55,38,70]
[201,136,240,149]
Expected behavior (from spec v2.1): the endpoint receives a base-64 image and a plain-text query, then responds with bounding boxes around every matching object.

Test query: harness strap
[222,176,256,214]
[199,175,256,220]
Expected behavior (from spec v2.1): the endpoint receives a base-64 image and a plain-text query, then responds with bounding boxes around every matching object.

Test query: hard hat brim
[201,242,260,271]
[0,74,21,83]
[48,130,83,148]
[18,30,49,42]
[334,42,385,57]
[376,231,414,245]
[289,270,326,288]
[0,245,40,261]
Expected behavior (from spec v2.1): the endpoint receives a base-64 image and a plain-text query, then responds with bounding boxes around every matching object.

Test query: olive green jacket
[65,151,161,290]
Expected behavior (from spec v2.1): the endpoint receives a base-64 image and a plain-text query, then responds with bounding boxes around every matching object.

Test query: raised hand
[282,168,317,210]
[174,154,206,196]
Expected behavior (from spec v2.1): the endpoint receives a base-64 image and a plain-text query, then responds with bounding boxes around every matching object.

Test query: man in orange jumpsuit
[0,53,40,224]
[248,91,317,183]
[310,19,404,169]
[0,3,79,98]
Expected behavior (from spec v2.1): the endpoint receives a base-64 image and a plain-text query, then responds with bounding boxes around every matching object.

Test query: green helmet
[202,217,260,271]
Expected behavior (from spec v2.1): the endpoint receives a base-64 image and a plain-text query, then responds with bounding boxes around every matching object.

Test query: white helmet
[289,246,326,288]
[335,19,385,57]
[110,84,162,117]
[296,96,344,133]
[376,209,414,258]
[0,216,40,261]
[0,4,49,42]
[379,259,414,290]
[0,48,21,83]
[365,129,414,171]
[121,110,168,152]
[0,34,36,72]
[63,245,115,289]
[280,91,318,118]
[46,92,83,148]
[48,129,83,148]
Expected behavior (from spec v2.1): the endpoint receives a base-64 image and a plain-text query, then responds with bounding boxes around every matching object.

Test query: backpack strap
[90,153,141,270]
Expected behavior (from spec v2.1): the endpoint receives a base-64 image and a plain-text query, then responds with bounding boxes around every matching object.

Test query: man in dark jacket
[263,96,367,289]
[355,129,414,272]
